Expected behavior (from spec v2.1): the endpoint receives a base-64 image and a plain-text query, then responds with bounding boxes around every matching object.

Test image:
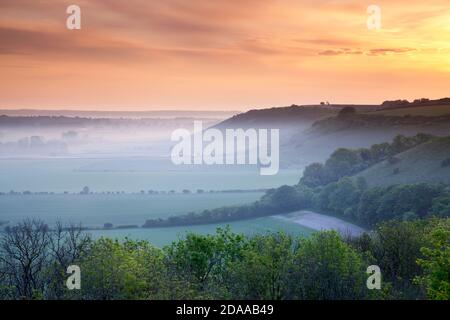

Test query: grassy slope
[356,137,450,187]
[370,105,450,116]
[213,103,450,168]
[290,124,450,169]
[290,104,450,167]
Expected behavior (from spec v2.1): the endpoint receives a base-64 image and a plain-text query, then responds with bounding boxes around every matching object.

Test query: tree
[370,220,428,298]
[356,187,385,226]
[370,142,391,162]
[46,222,91,299]
[300,163,330,187]
[291,231,367,299]
[415,219,450,300]
[389,135,414,155]
[164,227,245,298]
[0,220,90,299]
[78,238,165,300]
[325,148,360,180]
[227,233,294,299]
[429,196,450,218]
[327,177,362,217]
[376,184,444,220]
[317,182,338,212]
[261,185,310,213]
[0,219,50,299]
[80,186,90,195]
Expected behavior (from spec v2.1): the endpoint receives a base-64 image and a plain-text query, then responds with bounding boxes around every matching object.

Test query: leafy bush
[1,219,449,300]
[429,196,450,218]
[415,219,450,300]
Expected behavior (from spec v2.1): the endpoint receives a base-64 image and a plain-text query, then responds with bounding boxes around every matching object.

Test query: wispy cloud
[0,0,449,109]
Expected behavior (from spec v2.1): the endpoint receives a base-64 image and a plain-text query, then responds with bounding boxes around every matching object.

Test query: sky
[0,0,449,111]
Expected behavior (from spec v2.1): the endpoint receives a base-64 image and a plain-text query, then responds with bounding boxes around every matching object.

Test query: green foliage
[143,185,314,228]
[298,163,328,188]
[292,231,367,299]
[372,221,427,284]
[164,227,245,298]
[374,184,444,221]
[346,219,447,299]
[353,183,445,227]
[262,185,314,212]
[325,148,361,180]
[312,179,447,228]
[227,232,294,299]
[356,187,386,226]
[300,134,434,188]
[415,219,450,300]
[429,196,450,218]
[143,135,445,229]
[326,177,362,218]
[77,238,165,300]
[1,219,449,300]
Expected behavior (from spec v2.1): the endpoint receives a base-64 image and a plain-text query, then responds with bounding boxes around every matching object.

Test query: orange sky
[0,0,449,111]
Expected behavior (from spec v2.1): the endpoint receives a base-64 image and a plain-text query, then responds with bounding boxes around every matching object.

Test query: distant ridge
[0,109,239,119]
[215,104,378,130]
[377,97,450,111]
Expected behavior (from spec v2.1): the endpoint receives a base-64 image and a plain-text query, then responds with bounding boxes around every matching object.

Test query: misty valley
[2,0,450,306]
[1,99,449,300]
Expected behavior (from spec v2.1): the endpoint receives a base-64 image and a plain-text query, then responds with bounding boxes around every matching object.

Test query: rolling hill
[369,105,450,117]
[213,100,450,168]
[355,136,450,187]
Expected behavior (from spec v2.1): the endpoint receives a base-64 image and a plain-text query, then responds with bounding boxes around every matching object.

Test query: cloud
[296,38,362,47]
[318,49,363,56]
[318,48,415,56]
[0,26,151,62]
[367,48,416,56]
[0,0,449,109]
[0,0,278,63]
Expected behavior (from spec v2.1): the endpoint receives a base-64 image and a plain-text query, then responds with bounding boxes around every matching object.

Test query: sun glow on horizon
[0,0,449,111]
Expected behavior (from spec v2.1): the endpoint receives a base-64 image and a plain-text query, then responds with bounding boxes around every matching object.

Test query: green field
[0,192,265,227]
[88,217,314,247]
[0,192,314,246]
[0,157,312,247]
[0,192,314,247]
[0,158,301,193]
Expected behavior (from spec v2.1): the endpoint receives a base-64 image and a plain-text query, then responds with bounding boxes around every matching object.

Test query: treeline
[313,179,449,226]
[263,180,450,227]
[143,134,449,229]
[380,97,450,109]
[0,218,448,300]
[1,187,266,196]
[300,133,434,188]
[143,179,450,228]
[0,115,214,128]
[142,184,314,228]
